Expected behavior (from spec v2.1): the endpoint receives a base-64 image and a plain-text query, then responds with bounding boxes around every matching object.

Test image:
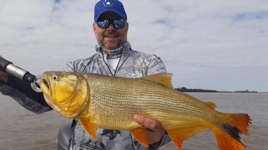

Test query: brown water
[0,93,267,150]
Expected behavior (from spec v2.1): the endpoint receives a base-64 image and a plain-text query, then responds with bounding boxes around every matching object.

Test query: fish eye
[53,75,58,80]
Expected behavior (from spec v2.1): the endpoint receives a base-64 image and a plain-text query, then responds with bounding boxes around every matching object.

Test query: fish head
[40,71,89,118]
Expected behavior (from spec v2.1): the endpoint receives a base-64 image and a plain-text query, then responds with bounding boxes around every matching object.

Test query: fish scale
[84,74,219,131]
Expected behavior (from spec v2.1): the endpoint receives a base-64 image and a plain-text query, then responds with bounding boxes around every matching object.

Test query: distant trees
[234,89,258,93]
[175,87,258,93]
[175,87,217,92]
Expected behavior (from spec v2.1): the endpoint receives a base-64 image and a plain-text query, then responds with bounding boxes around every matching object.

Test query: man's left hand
[133,114,165,145]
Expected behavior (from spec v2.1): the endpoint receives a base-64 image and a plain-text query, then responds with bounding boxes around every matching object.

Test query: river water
[0,92,267,150]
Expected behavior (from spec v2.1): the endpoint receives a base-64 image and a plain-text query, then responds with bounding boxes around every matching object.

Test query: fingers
[133,114,165,144]
[133,114,163,131]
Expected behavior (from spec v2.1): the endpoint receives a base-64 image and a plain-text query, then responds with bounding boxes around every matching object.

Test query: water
[0,93,267,150]
[187,92,268,127]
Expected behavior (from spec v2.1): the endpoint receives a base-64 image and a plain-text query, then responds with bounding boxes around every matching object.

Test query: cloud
[0,0,267,91]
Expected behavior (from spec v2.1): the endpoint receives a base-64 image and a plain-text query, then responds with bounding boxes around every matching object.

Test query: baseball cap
[94,0,127,22]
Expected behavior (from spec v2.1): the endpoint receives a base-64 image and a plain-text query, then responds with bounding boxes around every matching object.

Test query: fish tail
[228,114,251,136]
[213,113,251,150]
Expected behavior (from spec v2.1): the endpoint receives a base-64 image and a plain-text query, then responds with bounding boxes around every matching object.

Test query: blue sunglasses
[96,19,126,29]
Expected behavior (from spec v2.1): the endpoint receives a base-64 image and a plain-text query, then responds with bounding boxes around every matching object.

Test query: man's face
[93,12,128,50]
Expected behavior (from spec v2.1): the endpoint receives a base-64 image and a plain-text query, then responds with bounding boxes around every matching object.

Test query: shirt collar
[95,41,132,57]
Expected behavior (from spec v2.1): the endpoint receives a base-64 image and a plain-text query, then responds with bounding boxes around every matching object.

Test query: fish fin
[167,126,208,150]
[231,114,251,136]
[206,102,217,109]
[130,126,149,147]
[226,113,252,136]
[79,117,99,139]
[213,130,245,150]
[212,113,251,150]
[141,73,173,89]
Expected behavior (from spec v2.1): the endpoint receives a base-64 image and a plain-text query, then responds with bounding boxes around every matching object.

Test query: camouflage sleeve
[63,63,75,72]
[0,74,52,114]
[63,55,95,73]
[146,55,167,76]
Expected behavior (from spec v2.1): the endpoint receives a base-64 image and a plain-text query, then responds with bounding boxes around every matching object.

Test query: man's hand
[133,114,165,145]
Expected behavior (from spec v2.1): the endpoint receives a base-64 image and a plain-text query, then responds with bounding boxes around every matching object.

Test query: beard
[96,30,126,50]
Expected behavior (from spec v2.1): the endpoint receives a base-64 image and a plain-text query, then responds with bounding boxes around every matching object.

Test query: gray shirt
[0,41,171,150]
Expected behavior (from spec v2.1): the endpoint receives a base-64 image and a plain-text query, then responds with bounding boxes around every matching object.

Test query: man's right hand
[0,70,9,86]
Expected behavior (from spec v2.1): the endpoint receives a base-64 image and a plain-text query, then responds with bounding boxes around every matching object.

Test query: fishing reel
[0,56,42,93]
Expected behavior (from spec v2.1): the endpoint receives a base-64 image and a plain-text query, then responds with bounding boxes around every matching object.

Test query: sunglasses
[96,19,126,29]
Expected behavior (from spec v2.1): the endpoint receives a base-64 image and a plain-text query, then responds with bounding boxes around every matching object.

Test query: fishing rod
[0,56,42,93]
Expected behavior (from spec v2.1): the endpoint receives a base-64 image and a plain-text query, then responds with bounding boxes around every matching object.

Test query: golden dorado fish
[39,71,251,150]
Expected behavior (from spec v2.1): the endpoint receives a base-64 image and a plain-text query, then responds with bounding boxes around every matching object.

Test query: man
[0,0,171,149]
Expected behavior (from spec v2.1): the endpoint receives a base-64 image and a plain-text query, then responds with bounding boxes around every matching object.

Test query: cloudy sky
[0,0,267,91]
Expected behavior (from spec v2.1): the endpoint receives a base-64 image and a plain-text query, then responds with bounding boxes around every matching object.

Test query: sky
[0,0,267,92]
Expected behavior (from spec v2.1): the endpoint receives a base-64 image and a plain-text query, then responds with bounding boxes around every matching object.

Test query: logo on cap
[103,0,114,7]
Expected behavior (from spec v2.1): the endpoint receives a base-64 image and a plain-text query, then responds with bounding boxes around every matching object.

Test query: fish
[39,71,251,150]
